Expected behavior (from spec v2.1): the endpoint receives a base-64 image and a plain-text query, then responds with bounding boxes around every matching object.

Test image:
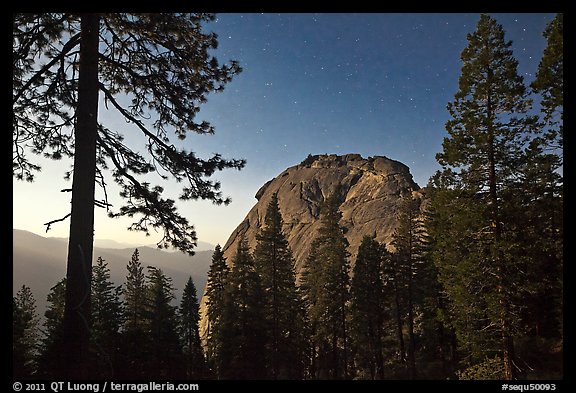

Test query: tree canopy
[13,13,244,253]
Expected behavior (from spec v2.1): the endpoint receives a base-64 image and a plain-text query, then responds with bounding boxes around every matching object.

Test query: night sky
[13,13,556,247]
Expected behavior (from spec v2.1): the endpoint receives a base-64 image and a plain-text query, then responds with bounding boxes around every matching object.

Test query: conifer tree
[435,14,538,379]
[299,239,322,378]
[391,196,432,379]
[124,249,146,331]
[422,183,460,378]
[146,266,184,378]
[301,195,350,379]
[179,276,205,378]
[532,13,563,156]
[91,257,123,377]
[382,244,407,370]
[205,244,229,375]
[253,193,307,379]
[13,14,244,373]
[219,237,266,379]
[349,236,387,380]
[37,278,66,377]
[120,249,149,378]
[13,285,40,378]
[525,13,563,341]
[427,171,500,374]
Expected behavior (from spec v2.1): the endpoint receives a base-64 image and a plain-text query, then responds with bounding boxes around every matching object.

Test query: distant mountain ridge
[13,229,213,316]
[46,235,215,252]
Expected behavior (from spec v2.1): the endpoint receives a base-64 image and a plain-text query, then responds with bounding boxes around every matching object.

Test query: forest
[13,13,562,380]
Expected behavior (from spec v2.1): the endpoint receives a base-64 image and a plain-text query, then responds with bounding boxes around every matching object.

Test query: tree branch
[98,82,174,153]
[13,14,72,66]
[44,212,71,232]
[13,33,81,104]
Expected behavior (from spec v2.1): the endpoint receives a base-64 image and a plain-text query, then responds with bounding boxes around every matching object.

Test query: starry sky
[13,13,556,248]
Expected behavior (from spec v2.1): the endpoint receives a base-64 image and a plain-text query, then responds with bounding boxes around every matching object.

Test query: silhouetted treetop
[13,13,244,254]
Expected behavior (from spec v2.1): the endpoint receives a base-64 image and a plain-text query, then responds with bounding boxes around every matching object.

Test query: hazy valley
[13,229,213,315]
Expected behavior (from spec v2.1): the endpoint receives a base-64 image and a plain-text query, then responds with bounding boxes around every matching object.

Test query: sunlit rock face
[199,153,424,343]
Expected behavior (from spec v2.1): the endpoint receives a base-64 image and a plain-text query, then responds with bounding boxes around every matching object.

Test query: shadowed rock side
[199,153,423,343]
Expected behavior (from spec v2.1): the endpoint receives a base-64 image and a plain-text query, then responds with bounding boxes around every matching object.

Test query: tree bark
[394,282,406,366]
[487,79,515,380]
[61,13,100,379]
[407,292,416,379]
[341,288,348,379]
[375,314,385,379]
[406,208,417,379]
[272,242,279,379]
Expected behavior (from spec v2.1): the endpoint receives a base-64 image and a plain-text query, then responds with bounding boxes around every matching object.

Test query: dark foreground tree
[13,13,243,375]
[13,285,40,378]
[301,195,350,379]
[91,257,123,377]
[422,183,460,379]
[179,277,206,378]
[120,249,149,378]
[219,238,266,379]
[435,14,538,379]
[204,245,229,375]
[146,266,184,378]
[391,196,433,379]
[349,236,386,380]
[253,193,307,379]
[37,279,67,377]
[525,12,563,342]
[531,13,563,157]
[123,249,147,332]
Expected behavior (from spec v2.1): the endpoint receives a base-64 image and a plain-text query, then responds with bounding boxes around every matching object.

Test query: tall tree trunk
[331,328,338,379]
[341,290,348,379]
[187,325,193,377]
[61,13,99,379]
[367,322,375,380]
[407,292,416,379]
[375,315,385,379]
[272,243,279,379]
[406,213,417,379]
[309,326,317,379]
[394,282,406,366]
[487,84,515,380]
[436,294,448,377]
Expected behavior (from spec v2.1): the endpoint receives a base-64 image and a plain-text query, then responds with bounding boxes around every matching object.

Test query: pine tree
[37,278,66,377]
[205,244,229,375]
[301,195,350,379]
[382,242,407,371]
[422,182,460,379]
[146,266,184,378]
[435,14,538,379]
[13,14,244,373]
[253,193,307,379]
[91,256,123,377]
[124,249,146,331]
[219,237,267,379]
[349,236,387,380]
[13,285,40,378]
[526,13,563,342]
[179,276,205,378]
[427,171,500,374]
[120,249,149,378]
[532,13,563,156]
[299,239,322,378]
[497,159,562,378]
[391,196,432,379]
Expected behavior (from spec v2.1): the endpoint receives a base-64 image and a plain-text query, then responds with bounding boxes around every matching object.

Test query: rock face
[199,153,422,341]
